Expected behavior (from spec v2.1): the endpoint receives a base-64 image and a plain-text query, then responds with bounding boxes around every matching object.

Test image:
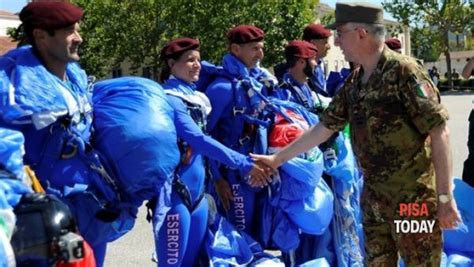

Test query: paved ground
[104,92,474,267]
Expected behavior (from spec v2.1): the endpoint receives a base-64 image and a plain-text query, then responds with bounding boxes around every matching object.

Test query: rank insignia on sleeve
[415,82,432,98]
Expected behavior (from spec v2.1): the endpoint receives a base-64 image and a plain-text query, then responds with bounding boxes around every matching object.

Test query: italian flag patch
[416,82,432,98]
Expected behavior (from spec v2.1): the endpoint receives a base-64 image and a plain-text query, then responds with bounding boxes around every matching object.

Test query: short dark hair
[15,24,56,49]
[285,55,300,68]
[159,51,186,83]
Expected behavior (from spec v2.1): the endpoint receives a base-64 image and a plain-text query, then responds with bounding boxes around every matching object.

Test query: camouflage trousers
[362,185,442,267]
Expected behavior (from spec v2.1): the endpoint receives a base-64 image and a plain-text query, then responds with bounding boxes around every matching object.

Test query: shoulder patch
[415,82,433,98]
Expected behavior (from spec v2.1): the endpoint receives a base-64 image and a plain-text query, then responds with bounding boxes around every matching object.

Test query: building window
[112,68,122,78]
[142,66,159,80]
[142,66,152,79]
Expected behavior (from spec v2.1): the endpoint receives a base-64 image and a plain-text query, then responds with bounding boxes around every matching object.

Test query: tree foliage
[72,0,319,78]
[383,0,473,88]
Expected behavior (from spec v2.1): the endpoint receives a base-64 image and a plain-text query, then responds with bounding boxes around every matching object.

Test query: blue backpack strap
[211,70,271,150]
[280,81,312,111]
[210,72,247,149]
[35,117,76,178]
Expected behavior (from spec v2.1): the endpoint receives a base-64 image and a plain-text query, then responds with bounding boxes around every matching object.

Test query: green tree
[410,27,442,62]
[383,0,473,90]
[71,0,318,78]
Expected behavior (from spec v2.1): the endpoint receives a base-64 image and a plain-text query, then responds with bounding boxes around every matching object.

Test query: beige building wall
[0,11,20,55]
[425,50,474,78]
[323,34,349,74]
[0,11,20,37]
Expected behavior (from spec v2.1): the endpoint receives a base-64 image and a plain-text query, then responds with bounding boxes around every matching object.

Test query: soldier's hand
[214,178,233,212]
[247,161,273,188]
[437,199,462,229]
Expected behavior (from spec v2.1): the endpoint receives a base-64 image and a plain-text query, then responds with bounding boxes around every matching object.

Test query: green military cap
[326,2,384,29]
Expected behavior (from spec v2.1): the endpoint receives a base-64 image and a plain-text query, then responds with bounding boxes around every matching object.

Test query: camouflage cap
[326,2,384,29]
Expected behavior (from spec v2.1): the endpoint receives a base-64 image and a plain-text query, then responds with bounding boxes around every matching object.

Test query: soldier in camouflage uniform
[252,3,462,266]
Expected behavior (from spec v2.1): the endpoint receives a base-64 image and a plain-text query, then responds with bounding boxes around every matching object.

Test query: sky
[0,0,395,21]
[0,0,27,13]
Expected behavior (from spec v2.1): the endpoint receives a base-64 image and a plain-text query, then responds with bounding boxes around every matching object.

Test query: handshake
[247,153,283,188]
[214,153,281,211]
[246,158,274,188]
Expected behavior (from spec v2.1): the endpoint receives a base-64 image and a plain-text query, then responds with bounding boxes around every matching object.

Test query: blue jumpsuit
[0,46,109,265]
[205,53,268,234]
[157,77,254,266]
[309,59,329,97]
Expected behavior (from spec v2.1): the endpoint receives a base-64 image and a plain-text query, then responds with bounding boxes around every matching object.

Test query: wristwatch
[438,194,453,204]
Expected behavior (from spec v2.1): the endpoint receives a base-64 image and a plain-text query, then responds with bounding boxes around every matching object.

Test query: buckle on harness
[233,106,246,116]
[323,148,337,161]
[238,136,251,146]
[61,144,78,159]
[173,178,193,211]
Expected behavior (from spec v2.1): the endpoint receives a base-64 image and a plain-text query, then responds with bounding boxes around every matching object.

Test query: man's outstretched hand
[250,153,281,170]
[437,199,462,229]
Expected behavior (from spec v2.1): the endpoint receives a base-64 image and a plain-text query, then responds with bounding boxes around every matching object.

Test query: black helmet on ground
[11,193,85,266]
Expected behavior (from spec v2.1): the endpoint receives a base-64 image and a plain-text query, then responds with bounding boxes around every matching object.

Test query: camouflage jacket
[320,48,449,193]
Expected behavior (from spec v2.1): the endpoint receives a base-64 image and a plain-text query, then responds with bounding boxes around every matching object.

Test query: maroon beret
[19,2,83,30]
[385,38,402,51]
[227,25,264,44]
[302,24,332,41]
[285,40,318,59]
[161,37,200,60]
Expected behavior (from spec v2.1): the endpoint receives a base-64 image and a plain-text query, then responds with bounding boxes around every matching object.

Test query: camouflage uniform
[320,48,448,266]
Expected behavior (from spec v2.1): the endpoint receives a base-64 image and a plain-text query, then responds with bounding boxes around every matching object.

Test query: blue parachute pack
[92,77,180,240]
[92,77,179,203]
